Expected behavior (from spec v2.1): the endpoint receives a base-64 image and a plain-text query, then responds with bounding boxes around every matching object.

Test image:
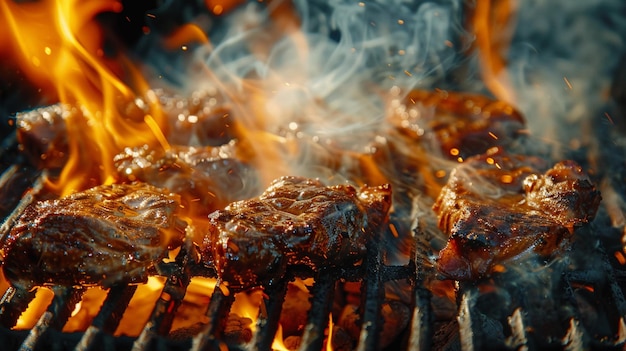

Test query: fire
[325,313,334,351]
[14,288,53,330]
[1,0,170,196]
[230,289,263,333]
[271,324,290,351]
[3,0,618,348]
[467,0,518,102]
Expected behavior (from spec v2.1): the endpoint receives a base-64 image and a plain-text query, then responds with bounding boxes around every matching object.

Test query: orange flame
[467,0,518,102]
[271,323,290,351]
[14,288,54,330]
[1,0,171,196]
[325,313,334,351]
[231,289,264,332]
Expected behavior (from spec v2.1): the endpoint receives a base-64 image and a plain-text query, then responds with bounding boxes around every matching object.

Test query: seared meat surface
[15,88,236,171]
[199,176,392,289]
[1,183,185,289]
[16,104,72,170]
[524,160,602,227]
[433,148,601,280]
[114,141,258,218]
[389,89,526,160]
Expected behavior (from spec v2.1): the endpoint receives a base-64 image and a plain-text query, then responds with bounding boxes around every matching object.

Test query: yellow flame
[15,288,54,330]
[114,277,165,336]
[231,290,263,333]
[469,0,518,102]
[326,313,334,351]
[70,301,83,318]
[271,324,290,351]
[1,0,173,196]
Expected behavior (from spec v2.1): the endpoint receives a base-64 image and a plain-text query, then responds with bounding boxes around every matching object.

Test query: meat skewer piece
[433,148,601,280]
[198,176,392,289]
[0,183,186,290]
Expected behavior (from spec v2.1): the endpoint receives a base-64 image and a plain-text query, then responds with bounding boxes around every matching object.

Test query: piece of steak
[433,148,601,280]
[198,176,392,289]
[389,89,526,160]
[114,141,259,219]
[1,183,186,289]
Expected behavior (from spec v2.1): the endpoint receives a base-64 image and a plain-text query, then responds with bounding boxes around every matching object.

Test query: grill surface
[1,148,625,351]
[0,155,425,350]
[2,0,626,350]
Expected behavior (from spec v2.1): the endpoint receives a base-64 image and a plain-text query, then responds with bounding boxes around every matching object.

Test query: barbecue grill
[1,0,626,350]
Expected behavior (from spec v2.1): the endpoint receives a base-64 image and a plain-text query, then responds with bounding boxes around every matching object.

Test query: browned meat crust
[15,88,236,171]
[389,89,526,160]
[113,141,259,218]
[16,104,71,170]
[0,183,185,289]
[433,148,601,280]
[198,176,392,289]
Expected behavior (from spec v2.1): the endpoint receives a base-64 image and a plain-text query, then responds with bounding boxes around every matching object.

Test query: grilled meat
[389,89,526,160]
[146,88,236,147]
[114,141,258,219]
[16,103,72,170]
[524,160,602,227]
[198,176,392,289]
[15,88,236,171]
[433,148,601,280]
[1,183,186,289]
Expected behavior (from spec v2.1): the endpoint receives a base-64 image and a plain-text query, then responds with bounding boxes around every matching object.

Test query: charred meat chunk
[16,104,72,170]
[433,148,600,280]
[199,176,392,289]
[389,89,526,160]
[114,141,259,218]
[1,183,186,289]
[523,160,601,227]
[16,88,236,171]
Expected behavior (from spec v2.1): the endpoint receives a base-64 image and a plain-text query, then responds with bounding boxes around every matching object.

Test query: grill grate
[1,131,626,351]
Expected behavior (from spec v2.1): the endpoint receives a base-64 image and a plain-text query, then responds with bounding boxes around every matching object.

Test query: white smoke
[504,0,626,156]
[183,0,463,145]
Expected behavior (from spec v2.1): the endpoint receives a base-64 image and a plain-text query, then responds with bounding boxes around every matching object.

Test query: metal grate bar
[298,272,335,351]
[407,222,433,351]
[74,285,138,351]
[131,246,193,351]
[457,290,477,351]
[407,286,432,351]
[18,286,83,351]
[190,284,235,351]
[250,279,288,351]
[505,308,529,351]
[0,287,36,329]
[355,240,384,351]
[0,170,44,241]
